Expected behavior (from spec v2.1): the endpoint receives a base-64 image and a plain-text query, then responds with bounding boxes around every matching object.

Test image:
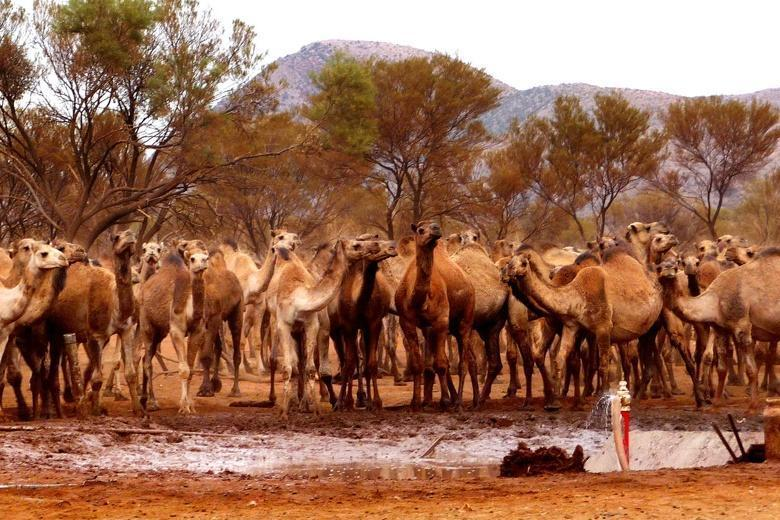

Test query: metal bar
[712,423,739,463]
[727,414,747,458]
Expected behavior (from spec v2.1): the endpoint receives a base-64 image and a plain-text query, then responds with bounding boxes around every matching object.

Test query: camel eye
[41,251,48,258]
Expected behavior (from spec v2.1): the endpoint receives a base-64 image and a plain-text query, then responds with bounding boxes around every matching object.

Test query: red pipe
[621,410,630,460]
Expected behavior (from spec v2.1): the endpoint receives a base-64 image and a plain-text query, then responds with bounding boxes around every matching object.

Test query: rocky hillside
[267,39,780,135]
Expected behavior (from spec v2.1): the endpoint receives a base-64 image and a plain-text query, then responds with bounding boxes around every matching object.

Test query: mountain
[267,39,780,135]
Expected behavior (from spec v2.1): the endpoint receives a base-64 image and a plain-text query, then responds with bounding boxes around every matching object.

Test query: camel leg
[533,323,557,408]
[665,320,706,408]
[275,322,295,420]
[141,331,158,414]
[268,324,278,404]
[713,328,730,403]
[478,319,505,404]
[302,319,321,417]
[337,331,358,411]
[227,305,244,397]
[172,317,195,414]
[422,330,436,408]
[46,335,67,419]
[570,346,582,410]
[550,325,578,411]
[732,327,759,411]
[399,318,423,411]
[316,313,335,405]
[385,316,403,383]
[431,327,452,410]
[197,315,221,397]
[663,340,683,395]
[4,345,31,421]
[356,336,367,408]
[60,351,75,403]
[503,331,519,398]
[767,340,779,396]
[364,320,384,411]
[506,318,531,406]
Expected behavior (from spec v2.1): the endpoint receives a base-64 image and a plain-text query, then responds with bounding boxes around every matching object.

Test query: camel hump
[577,266,607,298]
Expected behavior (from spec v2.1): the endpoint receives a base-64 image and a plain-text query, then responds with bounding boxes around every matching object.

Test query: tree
[733,168,780,244]
[654,96,780,239]
[524,98,595,242]
[588,92,665,236]
[308,54,500,238]
[0,0,283,248]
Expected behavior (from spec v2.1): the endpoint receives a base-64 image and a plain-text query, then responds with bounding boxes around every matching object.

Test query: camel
[219,239,277,373]
[43,231,141,415]
[377,235,415,382]
[138,240,210,414]
[656,249,780,410]
[0,240,69,418]
[266,236,376,419]
[490,239,515,263]
[395,221,476,410]
[449,229,512,404]
[501,245,664,409]
[332,237,398,411]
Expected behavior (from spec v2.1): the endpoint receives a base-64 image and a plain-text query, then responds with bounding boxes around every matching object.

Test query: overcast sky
[198,0,778,96]
[15,0,780,96]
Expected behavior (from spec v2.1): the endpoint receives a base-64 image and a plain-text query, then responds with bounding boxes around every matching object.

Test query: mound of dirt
[499,442,586,477]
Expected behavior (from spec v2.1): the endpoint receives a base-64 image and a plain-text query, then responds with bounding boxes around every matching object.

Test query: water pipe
[611,380,631,471]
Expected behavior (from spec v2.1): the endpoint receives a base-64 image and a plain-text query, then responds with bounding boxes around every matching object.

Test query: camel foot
[228,387,242,398]
[146,399,160,412]
[520,399,533,410]
[544,400,562,412]
[367,398,383,412]
[196,387,215,397]
[113,391,129,402]
[503,388,518,399]
[671,387,685,396]
[393,378,407,386]
[728,374,747,386]
[17,405,31,422]
[62,387,75,403]
[356,390,367,409]
[211,378,223,394]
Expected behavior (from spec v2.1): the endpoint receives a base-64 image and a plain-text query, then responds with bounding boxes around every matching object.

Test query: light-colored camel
[450,229,512,404]
[138,241,209,414]
[45,231,141,415]
[501,245,664,408]
[219,240,276,373]
[0,240,69,418]
[395,221,476,410]
[656,249,780,410]
[490,239,516,263]
[266,237,375,419]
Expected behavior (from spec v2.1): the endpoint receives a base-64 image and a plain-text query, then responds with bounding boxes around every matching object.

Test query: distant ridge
[267,39,780,135]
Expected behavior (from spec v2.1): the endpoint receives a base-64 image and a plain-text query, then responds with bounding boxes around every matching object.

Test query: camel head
[355,233,381,241]
[682,255,700,276]
[343,239,382,262]
[460,229,481,245]
[8,238,38,265]
[654,257,681,280]
[141,242,163,269]
[625,221,669,244]
[110,229,137,257]
[50,239,88,265]
[367,240,398,262]
[271,229,301,252]
[696,240,717,259]
[598,235,619,253]
[492,239,515,259]
[29,241,68,271]
[176,239,209,273]
[717,234,748,253]
[411,221,442,247]
[446,233,461,253]
[499,253,532,284]
[650,233,679,255]
[724,245,756,265]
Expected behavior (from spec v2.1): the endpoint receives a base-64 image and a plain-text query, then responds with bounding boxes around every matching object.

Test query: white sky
[200,0,779,96]
[15,0,780,96]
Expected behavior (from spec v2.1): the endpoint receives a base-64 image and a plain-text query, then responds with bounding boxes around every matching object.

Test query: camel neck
[516,262,574,319]
[660,276,717,325]
[1,260,26,288]
[686,273,701,297]
[412,241,435,308]
[356,261,379,309]
[190,271,205,325]
[114,251,135,321]
[140,260,157,282]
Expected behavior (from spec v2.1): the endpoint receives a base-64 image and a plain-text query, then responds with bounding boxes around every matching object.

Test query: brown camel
[501,245,664,408]
[656,250,780,410]
[266,237,375,419]
[44,231,141,415]
[332,237,398,411]
[490,239,516,263]
[395,221,476,410]
[625,221,670,263]
[138,240,209,414]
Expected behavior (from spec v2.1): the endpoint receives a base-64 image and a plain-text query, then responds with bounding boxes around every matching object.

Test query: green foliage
[0,1,34,101]
[54,0,159,70]
[306,52,377,156]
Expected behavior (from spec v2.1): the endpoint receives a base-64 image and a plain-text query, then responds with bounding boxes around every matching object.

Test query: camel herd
[0,220,777,421]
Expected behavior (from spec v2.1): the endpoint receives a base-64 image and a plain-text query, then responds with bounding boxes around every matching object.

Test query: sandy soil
[0,340,776,518]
